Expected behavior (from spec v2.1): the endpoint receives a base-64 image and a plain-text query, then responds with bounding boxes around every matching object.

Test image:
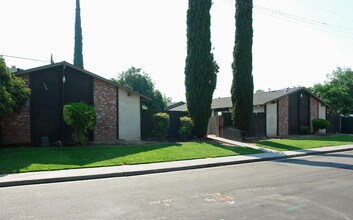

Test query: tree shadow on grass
[0,143,181,174]
[256,141,302,151]
[0,142,263,174]
[204,141,263,155]
[282,135,353,143]
[257,135,353,151]
[293,135,353,143]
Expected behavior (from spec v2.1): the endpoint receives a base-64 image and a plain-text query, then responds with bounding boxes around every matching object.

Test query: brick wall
[93,79,117,142]
[1,74,31,144]
[310,97,319,133]
[278,96,289,136]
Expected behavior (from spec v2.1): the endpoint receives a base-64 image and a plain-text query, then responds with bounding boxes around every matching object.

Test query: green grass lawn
[0,142,262,174]
[256,135,353,151]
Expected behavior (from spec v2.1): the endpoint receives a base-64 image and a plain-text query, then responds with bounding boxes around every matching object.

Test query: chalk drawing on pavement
[149,199,173,207]
[192,193,235,205]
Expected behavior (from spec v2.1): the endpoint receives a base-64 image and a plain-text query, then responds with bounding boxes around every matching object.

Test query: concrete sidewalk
[1,144,353,188]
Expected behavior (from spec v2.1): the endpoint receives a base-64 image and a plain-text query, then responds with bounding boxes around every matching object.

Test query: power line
[0,54,49,63]
[252,7,353,38]
[254,9,353,40]
[218,0,353,39]
[299,0,353,23]
[254,4,353,34]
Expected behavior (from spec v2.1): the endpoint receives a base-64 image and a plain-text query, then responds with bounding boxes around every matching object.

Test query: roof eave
[15,61,151,101]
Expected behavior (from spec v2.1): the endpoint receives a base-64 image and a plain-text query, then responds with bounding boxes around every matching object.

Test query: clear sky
[1,0,352,102]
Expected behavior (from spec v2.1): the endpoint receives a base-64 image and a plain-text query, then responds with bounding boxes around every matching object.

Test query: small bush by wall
[299,126,310,135]
[152,112,170,141]
[179,116,194,141]
[312,118,330,134]
[141,110,189,141]
[63,102,96,145]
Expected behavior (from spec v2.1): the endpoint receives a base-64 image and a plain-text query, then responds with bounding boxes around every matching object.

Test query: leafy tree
[310,67,353,115]
[163,94,172,106]
[112,67,169,110]
[0,57,30,116]
[0,57,30,142]
[150,90,165,111]
[231,0,254,133]
[73,0,84,69]
[185,0,218,138]
[63,102,96,145]
[113,67,154,98]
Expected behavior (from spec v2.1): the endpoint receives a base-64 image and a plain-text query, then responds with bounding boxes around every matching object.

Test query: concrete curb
[1,146,352,188]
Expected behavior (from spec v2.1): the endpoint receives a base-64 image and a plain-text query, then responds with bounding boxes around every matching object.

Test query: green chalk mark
[288,204,305,211]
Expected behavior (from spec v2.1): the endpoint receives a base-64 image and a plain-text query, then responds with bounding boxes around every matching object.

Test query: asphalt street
[1,150,352,220]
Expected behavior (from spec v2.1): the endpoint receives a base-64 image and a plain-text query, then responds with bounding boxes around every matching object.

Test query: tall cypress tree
[50,54,54,64]
[185,0,218,138]
[74,0,84,69]
[231,0,254,133]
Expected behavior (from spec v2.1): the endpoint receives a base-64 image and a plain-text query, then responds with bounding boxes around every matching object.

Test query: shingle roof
[253,87,304,105]
[211,87,306,109]
[211,97,232,109]
[169,104,187,111]
[165,101,186,110]
[169,87,310,111]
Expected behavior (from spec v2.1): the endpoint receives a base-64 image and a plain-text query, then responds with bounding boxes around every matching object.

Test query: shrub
[63,102,96,145]
[179,116,194,141]
[312,118,330,134]
[152,112,170,141]
[299,126,310,135]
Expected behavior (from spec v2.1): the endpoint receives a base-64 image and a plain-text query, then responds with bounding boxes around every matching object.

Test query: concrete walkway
[1,140,353,188]
[207,134,281,153]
